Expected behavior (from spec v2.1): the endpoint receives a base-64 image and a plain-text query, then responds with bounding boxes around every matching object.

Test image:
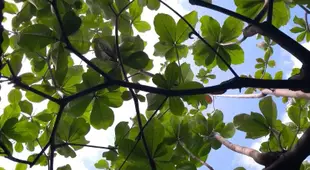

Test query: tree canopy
[1,0,310,170]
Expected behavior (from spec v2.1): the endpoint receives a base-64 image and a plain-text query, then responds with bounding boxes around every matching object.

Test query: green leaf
[57,164,71,170]
[15,142,24,153]
[268,60,276,67]
[90,98,114,130]
[133,20,151,32]
[146,93,166,110]
[290,27,305,33]
[200,15,220,42]
[4,1,18,14]
[146,0,160,10]
[96,91,123,108]
[19,100,33,115]
[259,97,277,127]
[15,163,27,170]
[123,51,150,69]
[144,119,165,155]
[293,16,306,28]
[169,97,185,116]
[181,63,194,82]
[94,159,109,169]
[153,74,168,88]
[2,119,40,142]
[2,31,9,53]
[220,123,235,138]
[165,62,179,88]
[176,11,198,44]
[65,95,93,117]
[8,89,22,104]
[233,112,269,139]
[274,71,283,80]
[154,13,176,43]
[115,122,130,145]
[220,17,244,43]
[17,24,55,51]
[63,11,82,36]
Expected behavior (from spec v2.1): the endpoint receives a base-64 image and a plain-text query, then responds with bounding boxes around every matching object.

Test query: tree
[1,0,310,169]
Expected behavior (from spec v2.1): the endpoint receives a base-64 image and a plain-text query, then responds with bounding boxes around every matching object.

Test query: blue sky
[0,0,308,170]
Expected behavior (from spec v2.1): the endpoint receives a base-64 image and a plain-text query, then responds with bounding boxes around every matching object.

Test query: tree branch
[213,89,310,99]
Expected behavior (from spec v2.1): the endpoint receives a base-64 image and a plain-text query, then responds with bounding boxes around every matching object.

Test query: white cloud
[0,1,189,169]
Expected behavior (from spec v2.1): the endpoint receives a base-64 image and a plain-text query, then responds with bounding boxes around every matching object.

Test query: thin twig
[178,140,214,170]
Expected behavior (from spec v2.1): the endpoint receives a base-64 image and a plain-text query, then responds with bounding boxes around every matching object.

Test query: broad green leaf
[15,163,27,170]
[15,142,24,153]
[123,51,150,69]
[57,164,71,170]
[19,100,33,115]
[200,15,220,42]
[63,11,82,36]
[165,62,179,88]
[17,24,55,51]
[2,31,9,53]
[133,21,151,32]
[220,17,244,43]
[146,0,160,10]
[153,74,168,88]
[146,93,166,110]
[90,98,114,129]
[233,112,269,139]
[0,104,21,128]
[96,91,123,108]
[115,122,130,145]
[94,159,109,169]
[259,97,277,127]
[4,1,18,14]
[274,71,283,80]
[220,123,235,138]
[176,11,198,44]
[2,119,40,142]
[144,119,165,155]
[8,89,22,104]
[154,13,176,43]
[65,95,93,117]
[181,63,194,82]
[223,44,244,65]
[169,97,185,116]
